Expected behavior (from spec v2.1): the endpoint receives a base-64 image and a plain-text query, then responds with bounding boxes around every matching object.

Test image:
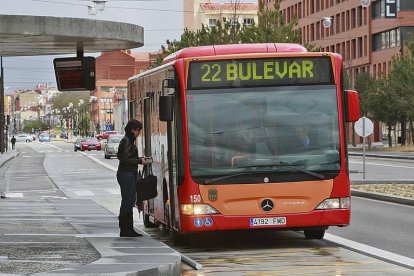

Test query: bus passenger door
[160,91,181,232]
[143,97,155,215]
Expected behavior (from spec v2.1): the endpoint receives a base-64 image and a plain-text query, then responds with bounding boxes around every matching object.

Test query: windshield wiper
[203,172,253,184]
[239,161,325,180]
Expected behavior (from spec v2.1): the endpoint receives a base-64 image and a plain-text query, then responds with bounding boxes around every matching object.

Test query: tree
[51,91,89,111]
[388,55,414,145]
[239,1,301,44]
[152,0,305,67]
[366,74,400,147]
[354,72,376,117]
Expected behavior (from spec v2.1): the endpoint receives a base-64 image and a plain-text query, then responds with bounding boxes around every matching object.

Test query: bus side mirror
[159,94,174,122]
[345,90,360,122]
[162,78,176,90]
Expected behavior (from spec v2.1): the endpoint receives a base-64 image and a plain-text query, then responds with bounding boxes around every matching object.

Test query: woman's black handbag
[137,165,157,201]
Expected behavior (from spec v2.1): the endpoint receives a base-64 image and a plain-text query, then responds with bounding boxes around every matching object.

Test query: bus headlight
[316,197,350,210]
[181,204,220,215]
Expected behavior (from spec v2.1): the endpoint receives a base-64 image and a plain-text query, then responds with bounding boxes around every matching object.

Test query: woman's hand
[141,157,153,165]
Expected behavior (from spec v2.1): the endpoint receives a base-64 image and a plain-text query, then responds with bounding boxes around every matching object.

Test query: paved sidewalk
[1,149,181,275]
[0,150,19,168]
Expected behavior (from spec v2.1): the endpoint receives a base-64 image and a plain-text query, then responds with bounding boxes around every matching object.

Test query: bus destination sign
[188,57,334,89]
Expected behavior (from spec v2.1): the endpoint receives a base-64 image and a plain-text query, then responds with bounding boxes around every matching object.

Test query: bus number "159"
[190,195,201,203]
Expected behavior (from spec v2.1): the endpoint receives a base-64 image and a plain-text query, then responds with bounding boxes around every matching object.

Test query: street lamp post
[89,96,97,135]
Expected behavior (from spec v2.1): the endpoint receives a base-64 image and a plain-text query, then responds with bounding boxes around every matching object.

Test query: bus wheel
[304,229,325,239]
[169,229,188,245]
[143,213,157,228]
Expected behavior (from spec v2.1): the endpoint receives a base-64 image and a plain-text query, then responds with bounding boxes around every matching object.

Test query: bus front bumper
[178,209,350,233]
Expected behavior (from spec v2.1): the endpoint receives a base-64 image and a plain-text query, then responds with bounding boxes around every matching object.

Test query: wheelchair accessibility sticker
[193,217,213,227]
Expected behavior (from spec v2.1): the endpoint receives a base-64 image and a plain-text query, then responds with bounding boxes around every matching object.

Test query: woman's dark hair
[124,119,142,138]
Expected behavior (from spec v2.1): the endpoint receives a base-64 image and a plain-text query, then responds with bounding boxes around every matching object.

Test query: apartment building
[184,0,258,31]
[91,50,150,133]
[274,0,414,142]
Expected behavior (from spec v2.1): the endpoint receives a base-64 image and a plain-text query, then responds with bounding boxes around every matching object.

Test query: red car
[80,137,102,151]
[96,131,120,140]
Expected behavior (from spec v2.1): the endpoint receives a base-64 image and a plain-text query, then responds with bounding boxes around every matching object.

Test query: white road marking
[72,190,95,196]
[354,196,414,209]
[48,144,65,151]
[82,152,117,172]
[4,193,24,198]
[107,188,120,195]
[325,233,414,270]
[350,160,414,169]
[41,196,68,199]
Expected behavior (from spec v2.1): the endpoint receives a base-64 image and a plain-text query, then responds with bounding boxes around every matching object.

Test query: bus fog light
[181,204,219,215]
[340,197,350,208]
[316,197,350,210]
[181,204,193,215]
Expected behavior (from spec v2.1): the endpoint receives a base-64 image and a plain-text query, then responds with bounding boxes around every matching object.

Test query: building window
[228,18,238,26]
[100,86,112,92]
[243,18,254,25]
[351,9,356,29]
[358,6,363,27]
[358,37,363,57]
[311,23,315,41]
[372,28,400,51]
[352,39,356,59]
[209,18,217,27]
[115,86,127,93]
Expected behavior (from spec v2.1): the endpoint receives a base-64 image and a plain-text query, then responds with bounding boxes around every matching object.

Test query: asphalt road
[349,155,414,181]
[327,196,414,258]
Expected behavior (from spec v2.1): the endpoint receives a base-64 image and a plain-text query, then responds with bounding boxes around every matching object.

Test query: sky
[0,0,187,91]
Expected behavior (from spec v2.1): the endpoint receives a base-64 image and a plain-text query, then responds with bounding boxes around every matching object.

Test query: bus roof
[162,43,308,64]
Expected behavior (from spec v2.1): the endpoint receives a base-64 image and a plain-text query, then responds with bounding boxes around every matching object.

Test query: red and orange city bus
[127,43,360,243]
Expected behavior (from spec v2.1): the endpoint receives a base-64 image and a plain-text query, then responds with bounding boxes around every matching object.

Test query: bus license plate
[250,217,286,227]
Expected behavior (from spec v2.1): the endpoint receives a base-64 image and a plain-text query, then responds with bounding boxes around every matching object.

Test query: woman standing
[116,119,150,237]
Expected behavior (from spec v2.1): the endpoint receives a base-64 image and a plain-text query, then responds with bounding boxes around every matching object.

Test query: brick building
[184,0,258,31]
[91,50,151,133]
[274,0,414,143]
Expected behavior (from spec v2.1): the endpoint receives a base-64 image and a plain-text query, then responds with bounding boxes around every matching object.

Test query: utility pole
[0,57,5,153]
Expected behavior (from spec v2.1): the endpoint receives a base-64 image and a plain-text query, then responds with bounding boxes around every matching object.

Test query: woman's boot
[118,212,142,237]
[127,211,142,237]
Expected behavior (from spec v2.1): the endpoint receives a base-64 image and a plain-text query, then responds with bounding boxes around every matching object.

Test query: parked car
[103,130,120,140]
[15,134,34,142]
[74,138,83,152]
[80,137,102,151]
[104,135,123,159]
[38,133,50,142]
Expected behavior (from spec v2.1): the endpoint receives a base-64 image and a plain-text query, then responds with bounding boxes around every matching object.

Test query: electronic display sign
[54,57,96,91]
[188,57,334,89]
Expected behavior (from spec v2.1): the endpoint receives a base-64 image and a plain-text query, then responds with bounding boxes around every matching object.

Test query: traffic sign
[354,116,373,137]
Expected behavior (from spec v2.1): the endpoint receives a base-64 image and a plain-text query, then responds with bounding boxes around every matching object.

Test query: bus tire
[143,213,157,228]
[169,229,188,245]
[304,229,325,239]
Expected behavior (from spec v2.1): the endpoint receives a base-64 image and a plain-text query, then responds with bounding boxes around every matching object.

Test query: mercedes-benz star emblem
[261,199,274,212]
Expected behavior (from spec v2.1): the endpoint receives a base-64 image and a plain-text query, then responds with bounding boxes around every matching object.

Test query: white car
[104,135,123,159]
[15,134,34,142]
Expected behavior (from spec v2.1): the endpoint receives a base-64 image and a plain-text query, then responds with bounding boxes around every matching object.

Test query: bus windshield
[187,85,341,183]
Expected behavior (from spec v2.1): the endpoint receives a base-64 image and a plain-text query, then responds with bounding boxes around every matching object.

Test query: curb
[0,151,19,168]
[349,152,414,160]
[351,190,414,206]
[352,180,414,184]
